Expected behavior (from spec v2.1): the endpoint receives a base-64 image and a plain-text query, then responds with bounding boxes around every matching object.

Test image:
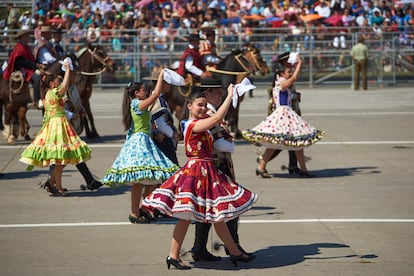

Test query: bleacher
[0,1,33,7]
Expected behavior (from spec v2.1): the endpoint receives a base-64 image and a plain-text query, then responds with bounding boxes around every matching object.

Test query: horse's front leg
[0,102,4,131]
[82,97,99,139]
[3,104,18,144]
[17,106,31,141]
[234,94,245,139]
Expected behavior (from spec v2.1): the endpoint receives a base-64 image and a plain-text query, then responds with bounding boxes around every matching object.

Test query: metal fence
[1,27,413,87]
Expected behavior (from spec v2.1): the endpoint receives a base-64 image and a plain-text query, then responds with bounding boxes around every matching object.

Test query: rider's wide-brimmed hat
[188,32,200,41]
[202,26,215,36]
[143,68,185,86]
[52,28,64,34]
[277,51,290,62]
[199,77,222,89]
[40,25,52,33]
[142,70,160,81]
[15,29,33,40]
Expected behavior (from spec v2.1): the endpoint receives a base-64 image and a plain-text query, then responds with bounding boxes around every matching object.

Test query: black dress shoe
[230,253,255,267]
[88,180,103,190]
[191,250,221,262]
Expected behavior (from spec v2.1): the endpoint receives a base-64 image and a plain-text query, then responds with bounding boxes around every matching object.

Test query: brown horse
[163,44,269,138]
[41,44,114,139]
[0,71,32,144]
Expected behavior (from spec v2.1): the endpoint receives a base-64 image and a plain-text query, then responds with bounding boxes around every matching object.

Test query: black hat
[200,78,222,89]
[277,51,290,62]
[202,27,215,36]
[52,28,64,34]
[188,32,200,41]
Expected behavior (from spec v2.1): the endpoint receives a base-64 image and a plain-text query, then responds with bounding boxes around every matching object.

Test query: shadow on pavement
[270,166,380,178]
[192,243,359,270]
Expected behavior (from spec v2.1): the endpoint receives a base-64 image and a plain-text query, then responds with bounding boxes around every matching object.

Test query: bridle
[243,46,269,74]
[78,47,113,76]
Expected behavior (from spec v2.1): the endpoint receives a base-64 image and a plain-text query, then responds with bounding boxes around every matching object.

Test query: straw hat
[15,29,32,40]
[142,70,160,81]
[40,25,52,33]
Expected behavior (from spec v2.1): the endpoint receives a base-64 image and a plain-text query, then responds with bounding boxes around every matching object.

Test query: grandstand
[0,1,32,8]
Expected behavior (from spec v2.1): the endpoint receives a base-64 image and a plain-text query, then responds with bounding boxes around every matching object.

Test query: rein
[207,53,252,75]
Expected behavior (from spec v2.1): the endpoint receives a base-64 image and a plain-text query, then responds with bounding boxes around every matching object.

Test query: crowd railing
[0,27,413,87]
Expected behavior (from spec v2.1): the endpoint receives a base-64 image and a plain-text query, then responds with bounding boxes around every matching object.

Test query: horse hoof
[24,135,31,141]
[7,136,16,145]
[2,130,8,140]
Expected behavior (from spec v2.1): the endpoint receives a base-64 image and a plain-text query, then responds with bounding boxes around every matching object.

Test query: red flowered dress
[20,87,91,167]
[142,119,258,223]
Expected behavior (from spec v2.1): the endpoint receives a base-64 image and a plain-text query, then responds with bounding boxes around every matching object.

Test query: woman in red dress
[143,85,257,270]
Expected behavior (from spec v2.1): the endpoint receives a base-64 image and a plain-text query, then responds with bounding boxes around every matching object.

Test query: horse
[0,70,32,144]
[211,43,269,138]
[163,43,269,138]
[41,44,114,139]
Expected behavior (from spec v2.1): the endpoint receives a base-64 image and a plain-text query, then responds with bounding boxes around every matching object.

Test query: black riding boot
[288,150,298,168]
[76,162,102,190]
[191,223,220,261]
[226,217,239,245]
[224,217,253,256]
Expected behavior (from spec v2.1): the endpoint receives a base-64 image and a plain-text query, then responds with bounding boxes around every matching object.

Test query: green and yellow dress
[20,87,91,167]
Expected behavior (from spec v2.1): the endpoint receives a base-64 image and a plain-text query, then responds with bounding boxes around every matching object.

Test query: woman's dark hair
[181,89,206,120]
[187,89,206,103]
[271,61,285,88]
[44,74,61,89]
[122,82,143,131]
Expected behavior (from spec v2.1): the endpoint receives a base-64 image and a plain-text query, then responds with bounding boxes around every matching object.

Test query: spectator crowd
[1,0,413,75]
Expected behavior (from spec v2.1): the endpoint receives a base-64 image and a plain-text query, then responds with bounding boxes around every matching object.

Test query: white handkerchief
[233,77,256,108]
[163,68,185,86]
[59,57,74,71]
[287,52,298,65]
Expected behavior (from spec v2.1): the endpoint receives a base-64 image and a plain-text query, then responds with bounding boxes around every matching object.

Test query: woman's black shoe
[52,190,67,197]
[128,214,145,224]
[41,180,57,195]
[191,250,221,262]
[229,253,255,267]
[166,256,191,270]
[139,208,155,222]
[298,170,315,178]
[256,168,271,178]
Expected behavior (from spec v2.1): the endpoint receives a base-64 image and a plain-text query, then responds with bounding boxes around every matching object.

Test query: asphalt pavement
[0,84,413,276]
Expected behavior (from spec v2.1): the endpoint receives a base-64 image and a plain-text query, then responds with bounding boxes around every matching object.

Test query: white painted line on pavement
[86,141,414,148]
[1,141,414,150]
[1,219,413,228]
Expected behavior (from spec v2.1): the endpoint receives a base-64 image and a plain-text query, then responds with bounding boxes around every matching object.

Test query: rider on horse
[199,27,222,68]
[2,30,41,85]
[177,32,211,85]
[2,29,44,143]
[32,25,59,109]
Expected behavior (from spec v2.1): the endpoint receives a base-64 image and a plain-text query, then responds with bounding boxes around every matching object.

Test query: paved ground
[0,84,413,276]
